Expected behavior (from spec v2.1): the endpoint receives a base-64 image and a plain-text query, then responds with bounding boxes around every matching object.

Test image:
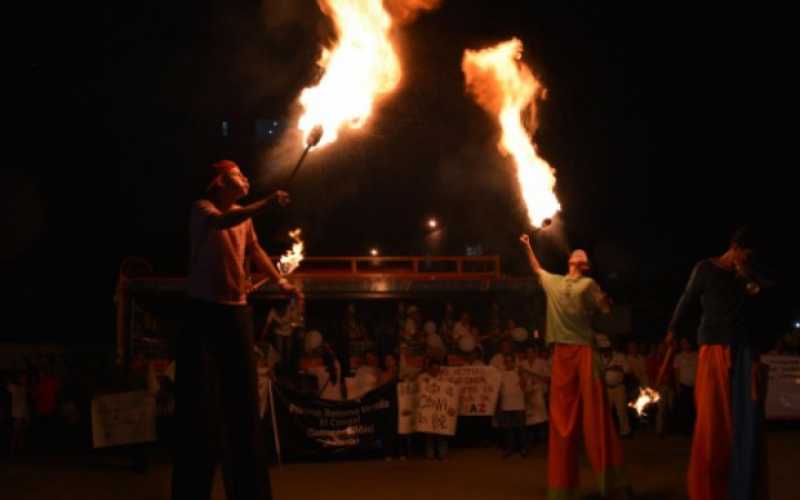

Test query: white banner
[441,366,501,416]
[413,377,458,436]
[763,355,800,420]
[91,391,156,448]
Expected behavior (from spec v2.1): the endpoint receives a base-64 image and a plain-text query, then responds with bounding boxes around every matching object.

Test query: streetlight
[370,248,380,257]
[427,218,438,229]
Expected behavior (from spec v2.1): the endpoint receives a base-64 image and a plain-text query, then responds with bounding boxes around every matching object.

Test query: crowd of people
[0,356,91,458]
[249,298,730,459]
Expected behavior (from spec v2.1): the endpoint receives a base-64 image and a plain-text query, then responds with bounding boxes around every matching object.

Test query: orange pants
[689,346,733,500]
[548,344,627,500]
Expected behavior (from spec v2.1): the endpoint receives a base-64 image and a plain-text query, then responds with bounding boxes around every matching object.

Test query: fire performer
[172,160,301,500]
[520,234,632,500]
[665,226,769,500]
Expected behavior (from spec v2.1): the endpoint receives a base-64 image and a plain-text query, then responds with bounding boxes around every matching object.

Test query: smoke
[384,0,443,25]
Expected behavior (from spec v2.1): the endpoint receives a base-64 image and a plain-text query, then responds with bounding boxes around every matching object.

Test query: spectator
[499,353,527,458]
[604,344,631,437]
[381,354,408,461]
[673,338,698,435]
[520,345,550,445]
[490,340,514,371]
[263,300,301,363]
[353,351,381,397]
[417,358,449,461]
[33,361,61,450]
[439,302,455,340]
[626,341,649,389]
[7,372,30,456]
[452,312,471,343]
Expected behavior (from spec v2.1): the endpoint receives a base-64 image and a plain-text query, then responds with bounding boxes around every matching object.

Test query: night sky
[5,1,794,342]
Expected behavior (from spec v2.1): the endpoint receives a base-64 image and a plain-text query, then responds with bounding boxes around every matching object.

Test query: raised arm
[519,234,544,276]
[207,191,290,230]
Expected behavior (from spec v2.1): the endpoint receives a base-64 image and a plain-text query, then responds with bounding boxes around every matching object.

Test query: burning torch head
[306,125,324,148]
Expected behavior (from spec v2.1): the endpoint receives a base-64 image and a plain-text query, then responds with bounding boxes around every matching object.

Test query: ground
[2,428,797,499]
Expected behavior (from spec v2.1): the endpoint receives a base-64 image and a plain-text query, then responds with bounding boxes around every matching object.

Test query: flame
[278,228,304,275]
[462,38,561,228]
[298,0,402,148]
[628,386,661,417]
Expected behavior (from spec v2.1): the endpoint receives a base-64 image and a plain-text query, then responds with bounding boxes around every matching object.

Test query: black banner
[272,383,396,459]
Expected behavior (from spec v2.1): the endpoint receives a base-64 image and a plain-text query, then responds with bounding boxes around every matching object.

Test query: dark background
[5,1,794,343]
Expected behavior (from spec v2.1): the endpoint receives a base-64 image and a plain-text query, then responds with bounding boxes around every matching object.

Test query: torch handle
[285,144,312,189]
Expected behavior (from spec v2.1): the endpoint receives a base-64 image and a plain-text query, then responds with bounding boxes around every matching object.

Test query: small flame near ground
[628,386,661,416]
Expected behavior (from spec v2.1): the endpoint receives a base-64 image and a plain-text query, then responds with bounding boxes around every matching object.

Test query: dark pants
[171,300,270,500]
[675,383,696,435]
[499,410,526,454]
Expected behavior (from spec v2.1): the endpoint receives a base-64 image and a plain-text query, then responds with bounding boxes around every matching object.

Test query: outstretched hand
[278,278,304,302]
[519,234,531,247]
[272,190,291,207]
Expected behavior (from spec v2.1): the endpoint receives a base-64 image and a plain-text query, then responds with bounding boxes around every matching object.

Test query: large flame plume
[297,0,441,148]
[298,0,400,148]
[462,38,560,228]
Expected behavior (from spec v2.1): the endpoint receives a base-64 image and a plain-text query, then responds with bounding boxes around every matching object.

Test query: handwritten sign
[441,366,501,416]
[414,377,458,436]
[91,391,156,448]
[763,355,800,420]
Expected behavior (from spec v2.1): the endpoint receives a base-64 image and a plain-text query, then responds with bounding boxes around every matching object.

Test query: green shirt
[539,270,605,346]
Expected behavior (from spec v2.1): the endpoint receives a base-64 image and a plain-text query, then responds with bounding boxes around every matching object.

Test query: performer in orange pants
[668,226,771,500]
[688,346,733,500]
[520,234,631,500]
[548,345,627,499]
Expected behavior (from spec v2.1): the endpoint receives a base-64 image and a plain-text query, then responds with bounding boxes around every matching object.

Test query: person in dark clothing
[666,225,771,500]
[172,160,301,500]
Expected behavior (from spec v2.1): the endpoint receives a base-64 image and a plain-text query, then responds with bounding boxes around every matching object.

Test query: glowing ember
[628,386,661,416]
[462,38,561,228]
[278,229,304,275]
[297,0,402,148]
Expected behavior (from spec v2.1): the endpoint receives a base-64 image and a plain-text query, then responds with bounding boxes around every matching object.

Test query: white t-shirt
[7,382,29,420]
[524,358,551,381]
[673,351,698,387]
[500,370,525,411]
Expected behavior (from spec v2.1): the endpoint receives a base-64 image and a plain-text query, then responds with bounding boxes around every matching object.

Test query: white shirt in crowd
[7,382,29,420]
[673,351,698,387]
[522,357,551,382]
[500,369,526,411]
[604,351,629,386]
